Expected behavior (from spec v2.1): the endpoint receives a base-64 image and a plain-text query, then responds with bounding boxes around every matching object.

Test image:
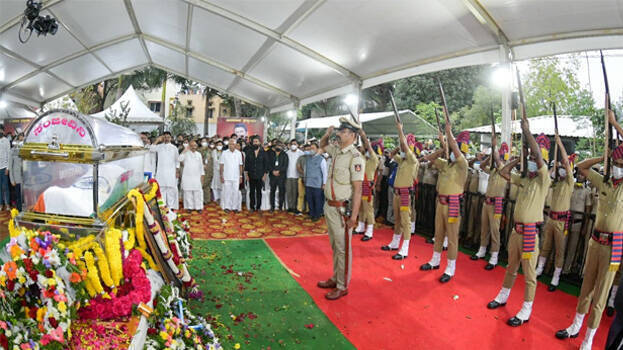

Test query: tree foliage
[453,85,501,131]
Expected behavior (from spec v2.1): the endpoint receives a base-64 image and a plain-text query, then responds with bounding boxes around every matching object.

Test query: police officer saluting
[316,117,365,300]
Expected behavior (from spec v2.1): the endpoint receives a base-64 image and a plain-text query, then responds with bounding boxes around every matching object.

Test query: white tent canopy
[1,0,623,112]
[91,85,163,126]
[0,100,36,120]
[297,110,437,138]
[466,115,595,138]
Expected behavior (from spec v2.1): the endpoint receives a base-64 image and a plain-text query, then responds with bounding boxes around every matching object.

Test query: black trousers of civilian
[377,175,389,218]
[249,178,263,210]
[270,175,286,210]
[306,186,324,219]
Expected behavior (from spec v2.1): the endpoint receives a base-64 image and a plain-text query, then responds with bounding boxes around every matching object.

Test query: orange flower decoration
[69,273,82,283]
[3,261,17,281]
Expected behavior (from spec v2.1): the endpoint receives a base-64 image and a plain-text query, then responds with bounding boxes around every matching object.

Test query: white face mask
[209,144,215,149]
[558,168,567,178]
[223,141,229,146]
[216,145,223,151]
[399,152,406,158]
[450,153,456,162]
[291,145,298,151]
[201,142,208,147]
[183,143,189,147]
[527,160,537,172]
[613,166,623,180]
[323,153,329,159]
[365,151,370,158]
[474,162,480,171]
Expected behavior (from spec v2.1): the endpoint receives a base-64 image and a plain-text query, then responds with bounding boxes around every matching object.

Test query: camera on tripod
[19,0,59,44]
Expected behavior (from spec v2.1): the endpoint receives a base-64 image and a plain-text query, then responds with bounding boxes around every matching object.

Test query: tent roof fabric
[1,0,622,112]
[0,101,37,120]
[466,115,595,138]
[91,85,163,124]
[297,110,437,138]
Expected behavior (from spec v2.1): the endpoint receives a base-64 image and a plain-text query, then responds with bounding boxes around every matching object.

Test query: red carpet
[266,228,613,350]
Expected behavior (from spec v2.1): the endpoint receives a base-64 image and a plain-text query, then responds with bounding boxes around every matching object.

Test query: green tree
[453,85,501,131]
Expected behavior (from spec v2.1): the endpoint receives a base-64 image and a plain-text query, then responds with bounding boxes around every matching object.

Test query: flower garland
[77,249,151,320]
[104,228,123,286]
[144,285,222,350]
[0,229,88,349]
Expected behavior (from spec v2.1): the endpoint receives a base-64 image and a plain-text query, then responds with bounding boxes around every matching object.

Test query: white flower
[47,249,61,266]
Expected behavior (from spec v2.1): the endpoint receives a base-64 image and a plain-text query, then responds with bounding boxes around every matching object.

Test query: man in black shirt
[245,135,268,212]
[268,142,288,212]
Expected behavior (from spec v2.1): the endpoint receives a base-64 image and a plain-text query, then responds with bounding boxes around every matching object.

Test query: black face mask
[274,147,282,153]
[252,144,260,150]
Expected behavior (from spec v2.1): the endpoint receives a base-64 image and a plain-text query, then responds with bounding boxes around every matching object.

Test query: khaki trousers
[540,218,567,269]
[203,174,212,203]
[286,178,298,210]
[480,203,501,253]
[324,203,352,290]
[361,197,375,225]
[297,179,306,212]
[433,201,460,260]
[502,230,539,301]
[577,239,617,329]
[466,195,482,242]
[393,195,411,240]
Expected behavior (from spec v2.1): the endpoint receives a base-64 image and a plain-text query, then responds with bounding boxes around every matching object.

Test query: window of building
[149,101,161,113]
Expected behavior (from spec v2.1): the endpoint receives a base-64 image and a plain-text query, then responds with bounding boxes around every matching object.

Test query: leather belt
[549,210,569,222]
[485,196,497,205]
[592,230,613,246]
[327,200,348,207]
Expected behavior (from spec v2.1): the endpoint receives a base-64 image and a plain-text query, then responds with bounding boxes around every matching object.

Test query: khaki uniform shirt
[587,170,623,233]
[550,173,574,212]
[422,162,439,185]
[324,144,365,201]
[392,149,419,188]
[511,164,551,223]
[484,168,507,198]
[434,155,468,195]
[467,168,479,193]
[570,184,592,213]
[200,147,213,178]
[365,152,380,182]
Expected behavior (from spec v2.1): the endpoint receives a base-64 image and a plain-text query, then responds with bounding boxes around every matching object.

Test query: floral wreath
[0,229,88,349]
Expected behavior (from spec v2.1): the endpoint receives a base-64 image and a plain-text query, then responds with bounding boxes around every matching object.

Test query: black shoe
[507,317,528,327]
[548,284,557,292]
[484,263,496,271]
[353,230,364,235]
[555,329,579,339]
[420,263,440,271]
[443,247,448,251]
[361,236,372,242]
[439,274,452,283]
[607,306,615,317]
[487,300,506,309]
[470,254,480,260]
[392,253,407,260]
[381,245,398,251]
[224,209,231,213]
[425,238,434,244]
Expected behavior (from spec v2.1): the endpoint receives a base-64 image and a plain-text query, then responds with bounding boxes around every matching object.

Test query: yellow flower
[47,278,56,287]
[57,301,67,313]
[36,307,47,322]
[17,275,26,284]
[234,343,241,349]
[160,331,169,340]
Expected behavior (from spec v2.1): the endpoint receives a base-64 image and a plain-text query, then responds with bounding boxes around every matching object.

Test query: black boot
[420,263,439,271]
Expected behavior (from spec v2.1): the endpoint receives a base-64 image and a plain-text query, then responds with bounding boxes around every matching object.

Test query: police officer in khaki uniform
[355,129,379,242]
[380,122,419,258]
[487,117,551,327]
[471,135,508,270]
[535,135,573,292]
[420,122,468,283]
[200,140,214,203]
[556,111,623,349]
[316,117,364,301]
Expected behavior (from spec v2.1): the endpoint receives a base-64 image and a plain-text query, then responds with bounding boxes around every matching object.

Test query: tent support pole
[499,46,512,146]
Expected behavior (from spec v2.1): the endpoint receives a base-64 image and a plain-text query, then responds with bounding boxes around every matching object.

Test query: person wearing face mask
[151,132,181,210]
[535,135,574,292]
[464,153,485,247]
[471,139,509,271]
[420,124,469,284]
[8,135,22,211]
[211,141,224,203]
[244,135,268,213]
[316,118,364,300]
[487,119,551,328]
[285,139,304,215]
[179,140,205,212]
[555,111,623,349]
[268,141,288,212]
[353,129,379,242]
[0,127,10,211]
[199,138,214,204]
[219,138,243,213]
[295,143,312,214]
[304,142,327,222]
[140,132,156,179]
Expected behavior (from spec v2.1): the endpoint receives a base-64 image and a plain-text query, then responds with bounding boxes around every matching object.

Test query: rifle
[490,106,496,171]
[434,107,448,160]
[389,90,402,124]
[553,102,559,183]
[437,78,451,160]
[600,50,613,181]
[515,69,529,178]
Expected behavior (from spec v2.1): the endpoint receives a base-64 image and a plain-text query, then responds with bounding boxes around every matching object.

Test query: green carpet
[187,239,355,350]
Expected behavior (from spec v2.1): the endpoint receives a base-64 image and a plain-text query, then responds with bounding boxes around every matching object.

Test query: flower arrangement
[144,285,222,350]
[0,230,88,349]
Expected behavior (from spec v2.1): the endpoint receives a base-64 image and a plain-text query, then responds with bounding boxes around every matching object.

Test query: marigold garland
[84,251,105,296]
[105,228,123,286]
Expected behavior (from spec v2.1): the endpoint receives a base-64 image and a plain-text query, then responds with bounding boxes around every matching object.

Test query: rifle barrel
[389,90,402,124]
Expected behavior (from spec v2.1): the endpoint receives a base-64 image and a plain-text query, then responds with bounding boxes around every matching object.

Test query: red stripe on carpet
[266,228,612,350]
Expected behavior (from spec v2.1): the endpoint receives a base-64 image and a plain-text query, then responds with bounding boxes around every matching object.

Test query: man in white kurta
[151,132,180,210]
[219,142,243,212]
[179,140,205,211]
[140,132,156,179]
[211,141,224,203]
